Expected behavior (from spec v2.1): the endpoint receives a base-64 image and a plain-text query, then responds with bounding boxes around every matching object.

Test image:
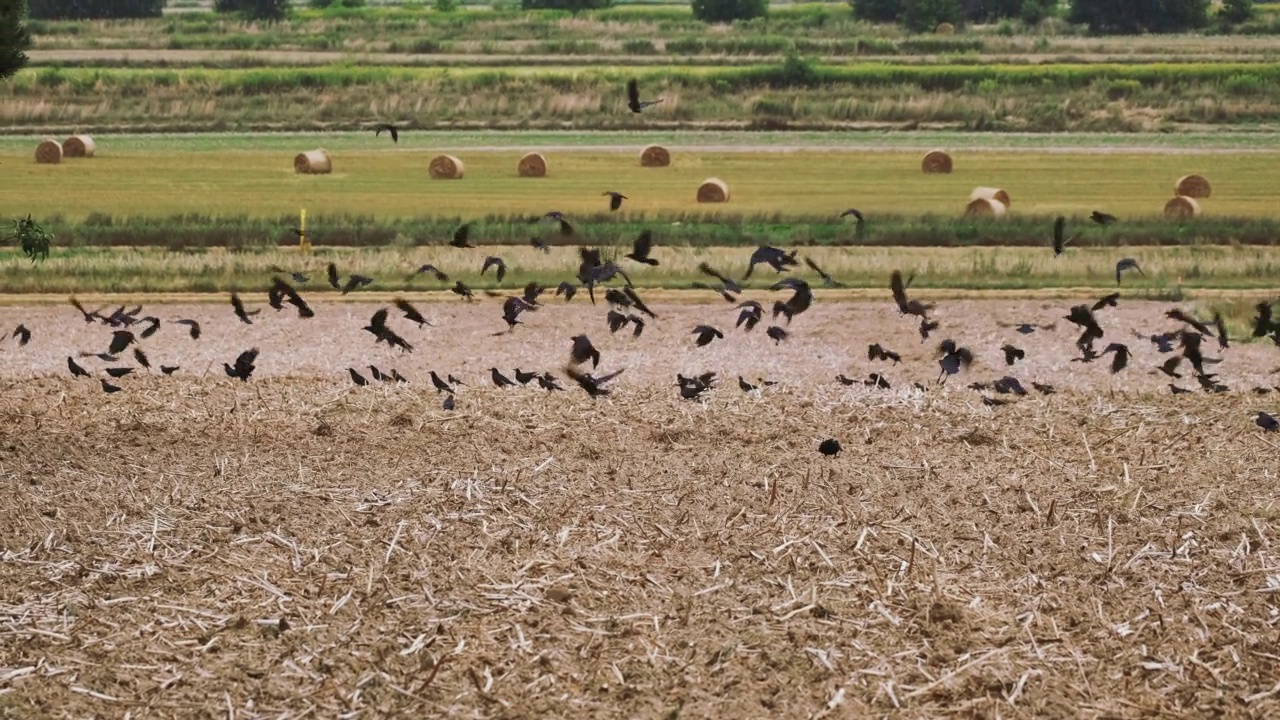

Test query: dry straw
[517,152,547,178]
[935,22,955,34]
[62,134,96,158]
[921,150,953,174]
[35,139,62,164]
[1164,195,1202,218]
[640,145,671,168]
[965,197,1008,217]
[1175,174,1211,199]
[969,186,1011,207]
[429,154,465,180]
[294,149,332,174]
[696,178,730,203]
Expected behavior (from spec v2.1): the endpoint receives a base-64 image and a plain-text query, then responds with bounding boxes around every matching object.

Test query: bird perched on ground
[349,368,368,386]
[570,335,601,368]
[491,368,516,388]
[450,224,475,249]
[224,348,259,382]
[429,370,454,394]
[101,379,122,394]
[1052,216,1072,257]
[676,372,717,401]
[691,325,724,347]
[1091,210,1118,225]
[603,191,627,212]
[626,78,662,113]
[1116,258,1144,285]
[374,123,400,142]
[514,368,539,385]
[818,438,842,456]
[67,356,89,377]
[1257,411,1279,432]
[565,366,624,397]
[625,230,658,266]
[744,246,799,279]
[482,256,508,283]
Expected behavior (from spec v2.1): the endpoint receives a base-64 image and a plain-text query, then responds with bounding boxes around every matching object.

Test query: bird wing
[1053,216,1065,252]
[627,78,640,108]
[890,271,909,311]
[327,263,339,288]
[633,229,652,258]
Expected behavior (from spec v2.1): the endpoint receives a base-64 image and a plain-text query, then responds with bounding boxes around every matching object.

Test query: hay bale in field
[35,139,62,164]
[696,177,730,204]
[63,134,96,158]
[969,186,1011,207]
[935,22,955,34]
[965,197,1007,218]
[429,154,464,180]
[1164,195,1202,219]
[1175,174,1211,199]
[922,149,952,174]
[294,149,332,174]
[640,144,671,168]
[517,152,547,178]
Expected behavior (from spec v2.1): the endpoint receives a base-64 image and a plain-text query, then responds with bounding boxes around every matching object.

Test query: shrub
[899,0,960,32]
[1220,0,1254,24]
[1224,73,1263,96]
[849,0,898,22]
[434,0,458,11]
[27,0,165,19]
[521,0,611,11]
[1,0,32,80]
[1019,0,1051,24]
[1068,0,1209,34]
[691,0,768,23]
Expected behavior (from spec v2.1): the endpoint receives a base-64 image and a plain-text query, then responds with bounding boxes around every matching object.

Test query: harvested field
[2,298,1280,717]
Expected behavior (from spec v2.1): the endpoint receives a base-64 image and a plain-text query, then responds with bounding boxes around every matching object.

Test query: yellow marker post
[298,208,311,254]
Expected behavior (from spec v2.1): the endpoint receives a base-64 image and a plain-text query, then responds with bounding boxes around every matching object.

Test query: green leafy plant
[7,215,54,262]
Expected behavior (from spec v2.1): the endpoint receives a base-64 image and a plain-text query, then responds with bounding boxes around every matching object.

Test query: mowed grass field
[5,137,1279,221]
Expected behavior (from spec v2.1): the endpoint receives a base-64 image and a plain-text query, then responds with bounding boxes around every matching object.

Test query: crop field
[3,298,1280,717]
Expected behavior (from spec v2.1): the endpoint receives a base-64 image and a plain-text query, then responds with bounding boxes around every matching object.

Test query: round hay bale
[294,149,332,175]
[35,139,62,165]
[1164,195,1202,219]
[429,154,464,180]
[1175,174,1211,199]
[935,22,955,35]
[640,144,671,168]
[969,186,1011,207]
[696,177,730,204]
[964,198,1007,218]
[922,149,953,174]
[63,134,96,158]
[517,152,547,178]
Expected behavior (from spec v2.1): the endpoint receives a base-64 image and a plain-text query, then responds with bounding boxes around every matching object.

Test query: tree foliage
[0,0,31,81]
[214,0,290,19]
[1220,0,1254,24]
[849,0,900,21]
[27,0,164,19]
[1068,0,1209,33]
[899,0,960,31]
[521,0,611,11]
[690,0,767,22]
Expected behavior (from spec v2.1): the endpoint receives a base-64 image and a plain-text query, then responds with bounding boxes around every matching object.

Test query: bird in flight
[394,298,431,327]
[570,335,601,368]
[224,348,259,382]
[230,292,259,325]
[482,256,508,283]
[626,78,662,113]
[412,264,449,282]
[374,123,400,143]
[1052,216,1073,257]
[744,246,799,280]
[1115,258,1144,285]
[603,191,627,212]
[451,224,475,249]
[625,230,658,266]
[1091,210,1117,225]
[530,237,551,254]
[565,366,625,397]
[691,325,724,347]
[1001,344,1025,366]
[803,257,840,288]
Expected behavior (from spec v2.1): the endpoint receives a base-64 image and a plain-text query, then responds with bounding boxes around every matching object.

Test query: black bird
[565,366,624,397]
[1213,312,1229,350]
[1166,309,1214,337]
[450,224,475,249]
[101,379,122,394]
[522,282,545,306]
[936,339,974,384]
[676,373,716,401]
[327,262,341,290]
[622,287,656,319]
[491,368,516,388]
[362,308,414,352]
[530,237,551,254]
[603,191,627,212]
[1102,342,1131,373]
[12,324,30,346]
[81,352,118,362]
[394,298,431,327]
[1092,292,1120,312]
[442,394,455,411]
[448,373,466,387]
[451,281,474,301]
[273,278,315,318]
[744,246,799,280]
[555,281,578,303]
[1064,304,1104,345]
[1157,355,1183,379]
[766,325,789,344]
[342,274,374,295]
[1002,344,1025,366]
[1148,331,1178,353]
[108,330,136,355]
[626,78,662,113]
[804,257,840,288]
[1257,412,1279,433]
[1091,210,1118,225]
[390,369,407,384]
[482,256,508,283]
[349,368,369,386]
[133,347,150,370]
[368,365,386,382]
[626,314,646,337]
[692,282,738,303]
[891,270,931,318]
[138,317,161,339]
[536,211,575,237]
[514,368,539,385]
[993,376,1028,396]
[501,296,535,329]
[738,376,760,392]
[606,309,630,334]
[1115,258,1144,285]
[1032,382,1057,395]
[224,348,259,382]
[1170,383,1193,395]
[67,356,89,377]
[835,374,857,386]
[374,123,399,142]
[840,208,864,222]
[771,277,813,324]
[868,343,902,364]
[736,301,763,332]
[429,370,454,394]
[919,318,940,341]
[69,296,98,323]
[230,292,258,325]
[570,335,600,368]
[269,265,309,284]
[698,262,744,294]
[818,438,842,457]
[865,373,891,389]
[1252,302,1275,338]
[160,365,179,375]
[174,318,201,340]
[1052,215,1072,257]
[625,230,658,266]
[691,325,724,347]
[412,264,449,282]
[537,372,564,392]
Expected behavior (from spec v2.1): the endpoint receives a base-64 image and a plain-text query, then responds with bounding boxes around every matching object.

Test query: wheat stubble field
[2,297,1280,718]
